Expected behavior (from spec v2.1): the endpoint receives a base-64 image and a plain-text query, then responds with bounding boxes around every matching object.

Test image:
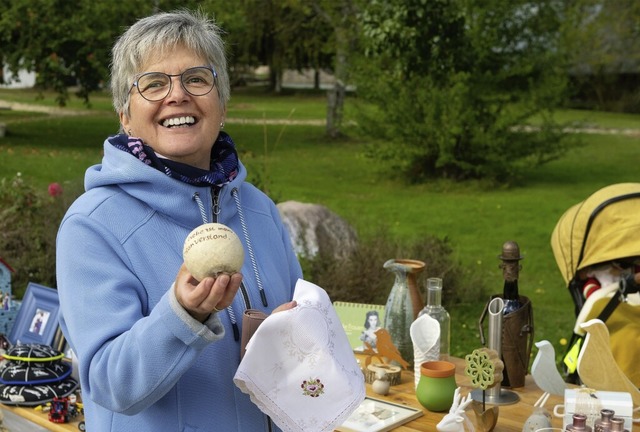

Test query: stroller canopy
[551,183,640,285]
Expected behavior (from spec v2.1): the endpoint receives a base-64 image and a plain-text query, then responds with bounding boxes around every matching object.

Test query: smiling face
[120,45,226,170]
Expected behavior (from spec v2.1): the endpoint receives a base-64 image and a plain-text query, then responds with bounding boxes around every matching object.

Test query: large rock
[276,201,358,259]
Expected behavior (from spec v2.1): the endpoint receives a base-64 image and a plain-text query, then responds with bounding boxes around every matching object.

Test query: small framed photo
[8,283,61,346]
[333,302,386,353]
[337,397,423,432]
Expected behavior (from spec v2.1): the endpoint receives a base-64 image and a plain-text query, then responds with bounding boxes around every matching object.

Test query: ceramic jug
[383,259,425,365]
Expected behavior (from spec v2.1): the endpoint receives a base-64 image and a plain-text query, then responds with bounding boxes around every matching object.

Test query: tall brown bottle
[498,240,524,387]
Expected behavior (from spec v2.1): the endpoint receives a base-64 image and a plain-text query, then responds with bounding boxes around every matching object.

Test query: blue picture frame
[8,282,60,346]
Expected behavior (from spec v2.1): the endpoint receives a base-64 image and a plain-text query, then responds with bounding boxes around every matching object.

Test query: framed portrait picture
[333,302,386,353]
[8,283,61,346]
[336,397,423,432]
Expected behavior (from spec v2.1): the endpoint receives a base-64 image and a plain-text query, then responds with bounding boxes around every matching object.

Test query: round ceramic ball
[183,223,244,280]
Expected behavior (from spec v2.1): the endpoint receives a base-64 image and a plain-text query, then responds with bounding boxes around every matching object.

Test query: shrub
[301,225,486,309]
[0,174,81,299]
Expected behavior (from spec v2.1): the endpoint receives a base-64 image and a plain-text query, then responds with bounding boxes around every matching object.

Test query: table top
[5,355,541,432]
[1,405,81,431]
[2,356,636,431]
[350,355,638,432]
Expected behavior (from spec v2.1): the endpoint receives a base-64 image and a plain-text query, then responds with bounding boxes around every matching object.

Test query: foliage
[561,0,640,112]
[0,0,203,106]
[352,0,575,184]
[301,226,486,308]
[0,174,82,298]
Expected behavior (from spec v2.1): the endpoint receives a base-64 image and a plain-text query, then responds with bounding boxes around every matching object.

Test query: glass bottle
[594,409,615,432]
[499,241,524,315]
[418,277,451,360]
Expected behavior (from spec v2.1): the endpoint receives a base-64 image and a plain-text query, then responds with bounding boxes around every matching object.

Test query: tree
[310,0,360,138]
[0,0,201,106]
[561,0,640,112]
[352,0,574,183]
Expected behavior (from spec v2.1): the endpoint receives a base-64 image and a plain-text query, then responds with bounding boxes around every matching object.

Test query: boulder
[276,201,358,259]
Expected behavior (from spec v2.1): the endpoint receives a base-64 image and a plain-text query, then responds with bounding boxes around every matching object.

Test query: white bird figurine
[530,340,567,396]
[577,319,640,407]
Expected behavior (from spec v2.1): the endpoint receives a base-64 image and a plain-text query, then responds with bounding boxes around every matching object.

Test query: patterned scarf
[111,131,239,187]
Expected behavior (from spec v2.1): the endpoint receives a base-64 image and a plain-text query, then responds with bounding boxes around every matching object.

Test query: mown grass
[1,87,639,362]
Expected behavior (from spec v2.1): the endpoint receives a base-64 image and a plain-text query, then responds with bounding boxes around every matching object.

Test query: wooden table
[1,405,82,431]
[4,357,525,432]
[2,357,636,431]
[352,356,636,432]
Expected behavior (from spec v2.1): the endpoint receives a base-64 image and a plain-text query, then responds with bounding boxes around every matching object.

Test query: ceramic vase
[383,259,426,366]
[415,360,457,412]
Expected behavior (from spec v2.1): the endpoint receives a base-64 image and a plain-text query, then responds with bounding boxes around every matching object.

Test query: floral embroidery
[301,378,324,397]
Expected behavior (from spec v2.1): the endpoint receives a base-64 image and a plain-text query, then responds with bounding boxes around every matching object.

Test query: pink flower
[48,183,63,197]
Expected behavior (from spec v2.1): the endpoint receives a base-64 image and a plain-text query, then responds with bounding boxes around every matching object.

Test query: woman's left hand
[271,300,297,314]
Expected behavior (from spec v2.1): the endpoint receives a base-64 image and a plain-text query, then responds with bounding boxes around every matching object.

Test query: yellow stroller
[551,183,640,387]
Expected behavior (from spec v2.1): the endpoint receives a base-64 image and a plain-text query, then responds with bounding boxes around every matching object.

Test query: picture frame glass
[337,397,423,432]
[8,282,61,346]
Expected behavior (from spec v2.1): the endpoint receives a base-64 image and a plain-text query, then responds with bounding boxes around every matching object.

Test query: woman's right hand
[174,264,242,322]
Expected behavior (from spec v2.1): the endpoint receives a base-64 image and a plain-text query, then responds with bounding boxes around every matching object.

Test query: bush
[301,226,486,309]
[0,174,81,299]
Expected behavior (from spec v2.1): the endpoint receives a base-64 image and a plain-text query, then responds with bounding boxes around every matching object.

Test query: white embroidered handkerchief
[234,278,365,432]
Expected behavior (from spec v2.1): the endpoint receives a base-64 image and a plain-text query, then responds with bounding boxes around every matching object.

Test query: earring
[220,122,225,129]
[127,129,133,136]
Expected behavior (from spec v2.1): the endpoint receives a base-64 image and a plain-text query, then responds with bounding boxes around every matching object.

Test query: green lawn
[1,87,639,362]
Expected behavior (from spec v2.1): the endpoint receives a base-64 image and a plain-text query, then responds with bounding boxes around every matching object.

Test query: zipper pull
[212,188,221,218]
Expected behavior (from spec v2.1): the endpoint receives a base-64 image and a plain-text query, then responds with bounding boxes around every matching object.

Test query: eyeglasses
[131,66,217,102]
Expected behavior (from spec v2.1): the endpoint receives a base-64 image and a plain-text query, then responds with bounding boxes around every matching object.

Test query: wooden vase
[471,401,499,432]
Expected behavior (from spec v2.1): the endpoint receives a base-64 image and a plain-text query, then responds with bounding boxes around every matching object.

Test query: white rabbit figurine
[437,387,475,432]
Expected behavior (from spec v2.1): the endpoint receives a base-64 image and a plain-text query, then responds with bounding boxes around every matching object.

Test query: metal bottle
[566,413,593,432]
[609,417,628,432]
[594,409,615,432]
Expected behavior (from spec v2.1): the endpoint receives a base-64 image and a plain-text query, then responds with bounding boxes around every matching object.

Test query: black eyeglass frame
[130,66,218,102]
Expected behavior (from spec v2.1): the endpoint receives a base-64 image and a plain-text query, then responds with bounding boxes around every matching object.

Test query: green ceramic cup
[415,360,457,412]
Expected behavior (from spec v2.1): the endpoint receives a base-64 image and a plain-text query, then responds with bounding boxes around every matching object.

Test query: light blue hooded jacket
[56,134,303,431]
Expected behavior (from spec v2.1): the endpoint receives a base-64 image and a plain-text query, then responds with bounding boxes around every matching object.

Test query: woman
[56,10,302,432]
[359,310,380,350]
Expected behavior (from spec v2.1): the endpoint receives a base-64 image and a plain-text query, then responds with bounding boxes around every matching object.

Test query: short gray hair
[111,9,230,118]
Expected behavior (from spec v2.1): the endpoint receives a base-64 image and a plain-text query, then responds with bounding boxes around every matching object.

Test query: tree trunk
[314,69,320,90]
[326,27,349,138]
[326,82,345,138]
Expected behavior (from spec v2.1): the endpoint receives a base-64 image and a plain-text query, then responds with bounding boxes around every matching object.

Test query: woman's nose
[165,76,190,103]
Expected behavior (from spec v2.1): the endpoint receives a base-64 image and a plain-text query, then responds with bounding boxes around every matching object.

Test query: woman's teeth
[162,116,195,127]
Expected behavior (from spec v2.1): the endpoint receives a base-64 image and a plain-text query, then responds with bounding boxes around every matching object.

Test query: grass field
[1,87,639,362]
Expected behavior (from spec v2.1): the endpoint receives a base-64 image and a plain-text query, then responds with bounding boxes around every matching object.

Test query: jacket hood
[85,135,248,228]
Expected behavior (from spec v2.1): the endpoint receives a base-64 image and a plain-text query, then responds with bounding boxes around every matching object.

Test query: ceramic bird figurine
[577,319,640,406]
[363,328,410,370]
[530,340,567,396]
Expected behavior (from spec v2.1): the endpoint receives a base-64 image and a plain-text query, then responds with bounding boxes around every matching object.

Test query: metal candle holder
[471,297,520,405]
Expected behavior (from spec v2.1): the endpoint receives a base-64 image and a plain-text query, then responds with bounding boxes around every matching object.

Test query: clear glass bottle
[594,409,615,432]
[418,277,450,360]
